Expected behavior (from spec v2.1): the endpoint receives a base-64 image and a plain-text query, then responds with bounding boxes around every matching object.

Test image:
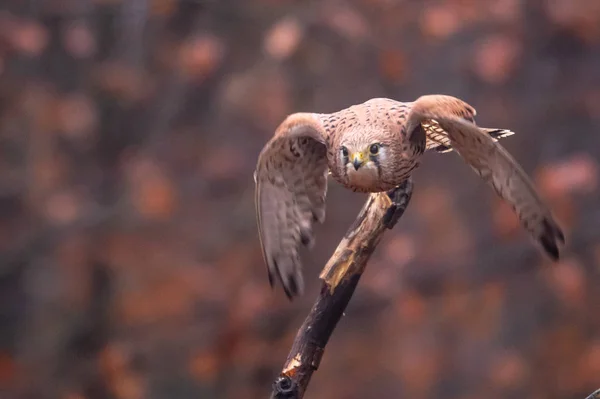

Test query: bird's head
[339,139,387,189]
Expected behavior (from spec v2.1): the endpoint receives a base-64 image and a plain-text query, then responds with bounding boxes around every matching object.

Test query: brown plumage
[254,94,565,299]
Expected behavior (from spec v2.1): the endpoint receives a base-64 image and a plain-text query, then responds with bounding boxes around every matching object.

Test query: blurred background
[0,0,599,398]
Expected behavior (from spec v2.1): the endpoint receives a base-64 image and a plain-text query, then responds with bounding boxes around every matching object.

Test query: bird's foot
[382,178,414,229]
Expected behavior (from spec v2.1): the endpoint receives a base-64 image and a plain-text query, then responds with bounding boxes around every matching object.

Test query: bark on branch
[585,388,600,399]
[269,179,414,399]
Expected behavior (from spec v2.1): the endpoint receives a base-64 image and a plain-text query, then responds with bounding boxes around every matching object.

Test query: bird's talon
[383,205,401,229]
[383,179,414,229]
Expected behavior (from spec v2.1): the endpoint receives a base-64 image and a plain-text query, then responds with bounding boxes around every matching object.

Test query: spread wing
[409,95,565,259]
[254,113,329,299]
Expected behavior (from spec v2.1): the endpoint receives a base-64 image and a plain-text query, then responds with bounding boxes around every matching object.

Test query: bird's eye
[369,144,380,155]
[341,147,349,157]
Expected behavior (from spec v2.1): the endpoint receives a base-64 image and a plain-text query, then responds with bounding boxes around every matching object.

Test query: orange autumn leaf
[150,0,176,16]
[378,49,408,84]
[263,17,304,61]
[94,62,154,102]
[151,277,195,319]
[203,145,246,181]
[56,234,92,309]
[62,22,96,59]
[127,157,178,220]
[189,350,219,383]
[396,341,440,397]
[544,257,586,307]
[324,4,369,41]
[179,34,224,81]
[112,374,144,399]
[118,291,156,325]
[489,350,528,389]
[473,34,522,84]
[396,290,427,326]
[100,344,128,380]
[383,233,416,268]
[44,190,82,225]
[489,0,522,22]
[56,93,98,139]
[578,341,600,385]
[543,0,600,45]
[419,3,460,40]
[0,352,16,387]
[536,153,599,198]
[100,344,144,399]
[9,20,48,56]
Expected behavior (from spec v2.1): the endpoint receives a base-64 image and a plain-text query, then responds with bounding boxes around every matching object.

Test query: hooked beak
[351,153,365,171]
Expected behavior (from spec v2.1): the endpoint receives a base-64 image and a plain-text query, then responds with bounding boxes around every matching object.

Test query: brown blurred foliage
[0,1,599,398]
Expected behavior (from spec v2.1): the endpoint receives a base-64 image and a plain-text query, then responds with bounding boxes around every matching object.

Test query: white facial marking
[346,159,379,189]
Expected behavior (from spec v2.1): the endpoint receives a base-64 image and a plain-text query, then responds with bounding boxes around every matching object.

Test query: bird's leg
[382,178,414,229]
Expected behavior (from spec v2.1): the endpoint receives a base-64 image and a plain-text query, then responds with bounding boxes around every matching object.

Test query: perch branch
[269,179,413,399]
[586,389,600,399]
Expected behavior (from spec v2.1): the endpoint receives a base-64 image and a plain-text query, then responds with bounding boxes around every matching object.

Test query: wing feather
[255,113,329,299]
[423,119,514,153]
[409,95,564,259]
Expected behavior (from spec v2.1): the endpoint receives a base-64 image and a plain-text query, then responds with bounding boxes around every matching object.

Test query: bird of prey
[254,94,565,299]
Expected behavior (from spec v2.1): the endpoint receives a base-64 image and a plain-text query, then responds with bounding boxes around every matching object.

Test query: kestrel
[254,94,565,299]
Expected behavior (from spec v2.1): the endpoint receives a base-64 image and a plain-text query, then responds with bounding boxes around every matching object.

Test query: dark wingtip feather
[268,274,274,287]
[556,226,566,244]
[279,272,300,301]
[285,275,299,300]
[434,144,452,153]
[300,226,314,248]
[539,218,565,261]
[540,234,560,260]
[487,128,514,140]
[433,128,513,154]
[267,258,277,288]
[269,256,302,301]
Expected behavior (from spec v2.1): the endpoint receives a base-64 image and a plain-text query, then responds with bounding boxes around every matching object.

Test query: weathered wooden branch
[585,388,600,399]
[269,179,413,399]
